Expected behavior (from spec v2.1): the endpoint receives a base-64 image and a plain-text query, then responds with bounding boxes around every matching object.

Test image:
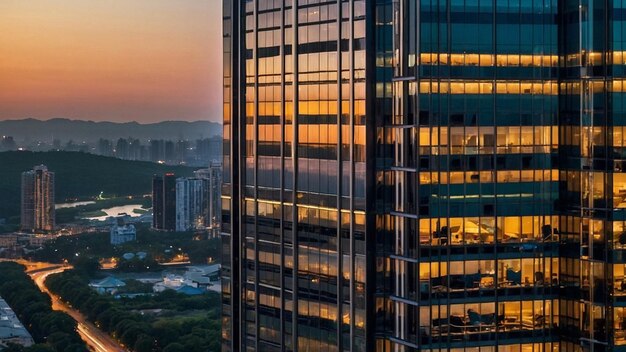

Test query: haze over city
[0,0,223,123]
[0,3,224,351]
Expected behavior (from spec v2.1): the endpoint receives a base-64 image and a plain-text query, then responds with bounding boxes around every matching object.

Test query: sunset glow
[0,0,222,122]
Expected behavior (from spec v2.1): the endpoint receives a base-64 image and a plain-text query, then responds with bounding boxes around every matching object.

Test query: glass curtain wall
[613,0,626,346]
[389,0,560,350]
[223,0,386,351]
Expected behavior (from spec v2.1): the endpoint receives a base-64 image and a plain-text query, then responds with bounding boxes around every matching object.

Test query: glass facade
[222,0,386,350]
[223,0,626,351]
[389,0,560,350]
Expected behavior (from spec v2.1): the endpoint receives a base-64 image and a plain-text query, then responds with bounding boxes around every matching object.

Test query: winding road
[22,261,126,352]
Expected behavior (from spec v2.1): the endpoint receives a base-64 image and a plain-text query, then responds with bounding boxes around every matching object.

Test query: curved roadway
[24,261,126,352]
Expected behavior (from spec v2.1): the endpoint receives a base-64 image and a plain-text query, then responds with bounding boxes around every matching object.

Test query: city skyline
[0,0,223,123]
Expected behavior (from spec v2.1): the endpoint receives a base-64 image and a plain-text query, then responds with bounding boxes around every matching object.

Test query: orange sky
[0,0,222,123]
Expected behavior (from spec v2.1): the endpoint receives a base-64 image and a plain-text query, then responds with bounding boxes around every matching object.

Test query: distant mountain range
[0,118,222,143]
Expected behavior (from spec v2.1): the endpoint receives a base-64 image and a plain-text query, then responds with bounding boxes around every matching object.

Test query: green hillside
[0,151,197,220]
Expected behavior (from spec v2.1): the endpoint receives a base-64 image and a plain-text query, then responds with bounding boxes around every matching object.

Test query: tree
[73,256,100,276]
[181,334,208,352]
[3,343,26,352]
[134,334,157,352]
[20,302,51,325]
[95,308,120,332]
[86,299,111,322]
[39,312,77,335]
[61,344,89,352]
[163,343,186,352]
[120,325,149,347]
[152,324,181,347]
[24,345,56,352]
[46,332,74,352]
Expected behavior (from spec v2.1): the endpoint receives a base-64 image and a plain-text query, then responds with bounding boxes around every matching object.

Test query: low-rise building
[0,235,18,248]
[110,218,136,245]
[28,234,56,247]
[185,264,221,284]
[0,298,34,349]
[89,276,126,295]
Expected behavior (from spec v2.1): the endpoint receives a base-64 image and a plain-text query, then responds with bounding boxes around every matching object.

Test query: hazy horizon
[0,1,222,123]
[0,117,222,125]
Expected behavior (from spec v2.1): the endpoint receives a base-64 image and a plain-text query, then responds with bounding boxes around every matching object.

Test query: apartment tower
[175,177,210,231]
[194,163,223,235]
[21,165,55,232]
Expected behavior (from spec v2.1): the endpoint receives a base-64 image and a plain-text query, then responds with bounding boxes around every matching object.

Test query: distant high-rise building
[21,165,55,232]
[151,176,164,229]
[149,140,165,162]
[128,138,142,160]
[52,139,61,151]
[115,138,129,159]
[175,177,209,231]
[194,139,212,165]
[139,145,149,161]
[152,173,176,231]
[175,140,190,164]
[0,136,16,151]
[208,163,222,233]
[164,141,175,163]
[194,163,222,237]
[163,173,176,230]
[97,138,113,157]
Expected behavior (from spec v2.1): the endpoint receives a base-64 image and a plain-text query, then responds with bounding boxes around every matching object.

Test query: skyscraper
[163,173,177,230]
[390,0,560,350]
[208,162,222,233]
[223,0,626,351]
[152,173,176,231]
[194,163,223,236]
[223,0,383,349]
[150,140,165,163]
[175,177,209,231]
[115,138,129,159]
[0,136,17,152]
[21,165,55,232]
[152,175,164,229]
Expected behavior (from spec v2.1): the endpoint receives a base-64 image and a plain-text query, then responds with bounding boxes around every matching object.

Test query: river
[84,204,145,221]
[55,201,96,209]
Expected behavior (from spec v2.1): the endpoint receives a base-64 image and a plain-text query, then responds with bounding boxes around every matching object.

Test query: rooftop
[90,276,126,288]
[0,298,34,346]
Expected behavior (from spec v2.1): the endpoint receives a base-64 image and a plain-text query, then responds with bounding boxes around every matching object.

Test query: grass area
[0,151,197,223]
